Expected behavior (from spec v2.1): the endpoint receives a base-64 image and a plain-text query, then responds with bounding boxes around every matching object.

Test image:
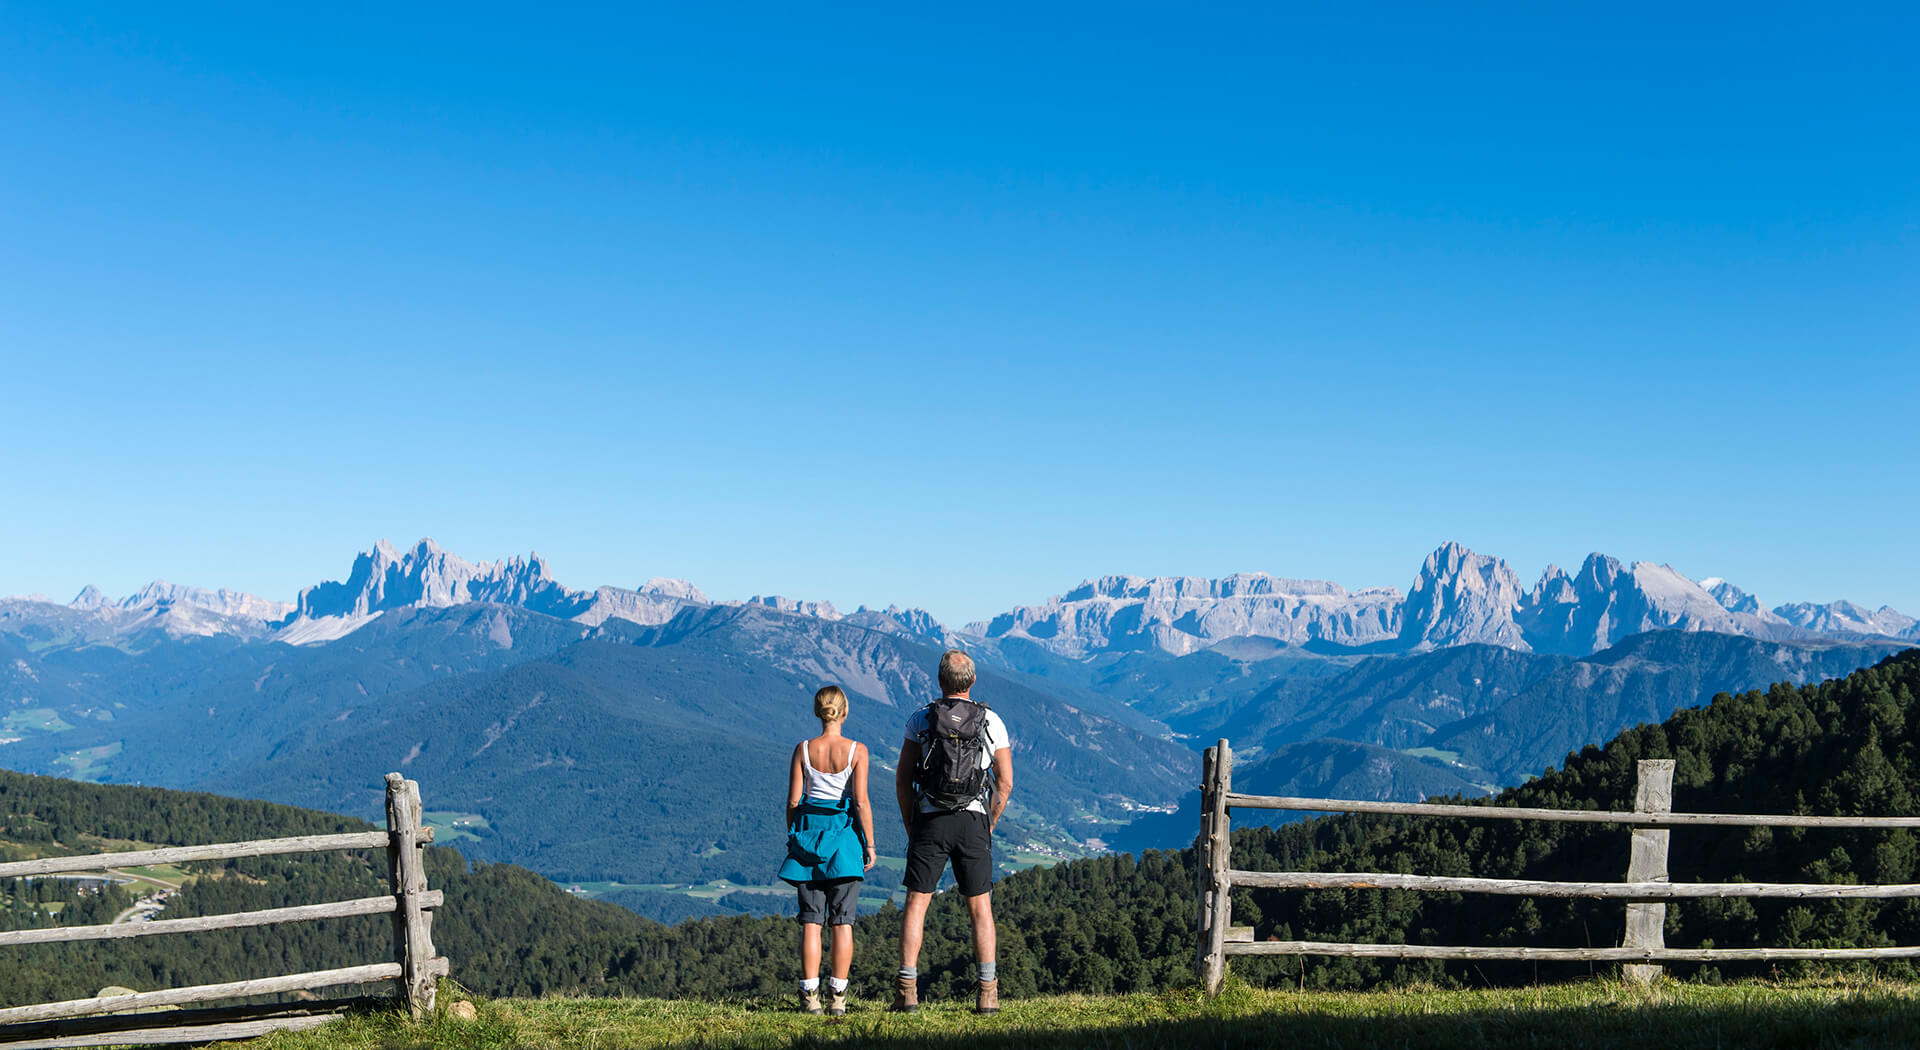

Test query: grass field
[245,977,1920,1049]
[422,812,493,844]
[2,708,74,734]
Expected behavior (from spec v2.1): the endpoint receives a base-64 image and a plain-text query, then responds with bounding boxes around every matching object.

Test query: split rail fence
[1196,738,1920,994]
[0,773,448,1049]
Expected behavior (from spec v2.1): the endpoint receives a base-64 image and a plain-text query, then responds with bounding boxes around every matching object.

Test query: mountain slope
[0,765,669,1005]
[192,605,1192,885]
[1429,631,1912,783]
[1213,648,1920,988]
[0,604,614,785]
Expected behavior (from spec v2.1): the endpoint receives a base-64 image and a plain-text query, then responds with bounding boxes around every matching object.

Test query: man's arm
[896,738,920,832]
[988,746,1013,830]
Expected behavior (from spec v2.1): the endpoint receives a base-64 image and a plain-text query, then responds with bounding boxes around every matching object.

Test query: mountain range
[24,538,1915,661]
[970,542,1919,658]
[1,538,1911,916]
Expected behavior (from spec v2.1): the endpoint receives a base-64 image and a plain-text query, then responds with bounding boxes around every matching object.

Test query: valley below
[0,539,1911,921]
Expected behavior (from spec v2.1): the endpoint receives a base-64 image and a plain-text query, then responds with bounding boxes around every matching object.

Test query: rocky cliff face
[1398,542,1529,650]
[1514,554,1779,655]
[573,581,710,628]
[281,539,712,641]
[1701,578,1766,616]
[290,539,592,621]
[969,572,1403,657]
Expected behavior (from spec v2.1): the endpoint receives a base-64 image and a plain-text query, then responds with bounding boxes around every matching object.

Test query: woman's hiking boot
[975,978,1000,1015]
[800,986,823,1015]
[890,974,918,1013]
[826,985,847,1016]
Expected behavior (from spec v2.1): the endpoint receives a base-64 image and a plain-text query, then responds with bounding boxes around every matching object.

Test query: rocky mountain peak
[1701,577,1763,615]
[1773,600,1918,638]
[638,578,708,603]
[1529,564,1575,606]
[290,538,589,622]
[1399,542,1528,650]
[745,595,842,620]
[70,585,112,609]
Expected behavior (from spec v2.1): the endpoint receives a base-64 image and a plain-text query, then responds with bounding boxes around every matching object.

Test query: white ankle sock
[828,977,848,993]
[800,978,819,992]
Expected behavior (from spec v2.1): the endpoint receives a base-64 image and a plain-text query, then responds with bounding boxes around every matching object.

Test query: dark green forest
[2,649,1918,1008]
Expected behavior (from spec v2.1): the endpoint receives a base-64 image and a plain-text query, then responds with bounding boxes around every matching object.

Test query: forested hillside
[4,649,1919,1008]
[545,647,1920,1000]
[0,771,664,1006]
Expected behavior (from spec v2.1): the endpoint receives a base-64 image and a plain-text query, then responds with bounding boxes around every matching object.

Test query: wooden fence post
[1623,759,1675,985]
[385,774,438,1018]
[1202,739,1234,995]
[1196,747,1217,977]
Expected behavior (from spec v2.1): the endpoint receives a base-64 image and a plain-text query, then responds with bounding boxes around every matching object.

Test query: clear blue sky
[3,4,1915,625]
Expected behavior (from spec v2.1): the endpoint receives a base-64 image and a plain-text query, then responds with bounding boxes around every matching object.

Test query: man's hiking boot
[826,985,847,1016]
[975,978,1000,1015]
[800,986,823,1015]
[890,974,918,1013]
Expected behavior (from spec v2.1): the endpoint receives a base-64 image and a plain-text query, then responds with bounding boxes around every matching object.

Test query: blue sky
[2,4,1915,625]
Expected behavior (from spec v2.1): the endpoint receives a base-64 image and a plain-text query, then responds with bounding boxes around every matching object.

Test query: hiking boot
[890,974,918,1013]
[800,986,823,1015]
[976,977,1000,1015]
[826,985,847,1016]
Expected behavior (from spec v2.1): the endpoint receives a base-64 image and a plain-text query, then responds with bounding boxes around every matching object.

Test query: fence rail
[1196,738,1920,993]
[0,773,449,1048]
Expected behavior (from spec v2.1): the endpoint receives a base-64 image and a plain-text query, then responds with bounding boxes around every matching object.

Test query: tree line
[0,648,1915,1006]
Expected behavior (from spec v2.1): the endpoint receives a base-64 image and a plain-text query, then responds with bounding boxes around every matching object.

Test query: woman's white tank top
[802,740,860,801]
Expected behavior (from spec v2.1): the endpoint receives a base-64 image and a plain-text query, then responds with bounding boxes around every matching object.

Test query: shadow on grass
[675,991,1920,1050]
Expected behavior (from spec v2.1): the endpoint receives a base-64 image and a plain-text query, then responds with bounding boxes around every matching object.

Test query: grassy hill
[247,979,1920,1050]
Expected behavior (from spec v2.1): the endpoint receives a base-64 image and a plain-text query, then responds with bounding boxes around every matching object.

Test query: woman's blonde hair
[814,685,848,724]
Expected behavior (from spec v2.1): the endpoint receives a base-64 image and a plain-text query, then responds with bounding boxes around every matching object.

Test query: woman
[778,685,877,1016]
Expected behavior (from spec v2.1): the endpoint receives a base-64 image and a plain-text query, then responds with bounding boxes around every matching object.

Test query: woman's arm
[786,743,805,828]
[852,742,877,870]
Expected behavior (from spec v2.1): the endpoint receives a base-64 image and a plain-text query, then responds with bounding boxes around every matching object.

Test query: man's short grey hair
[938,649,976,695]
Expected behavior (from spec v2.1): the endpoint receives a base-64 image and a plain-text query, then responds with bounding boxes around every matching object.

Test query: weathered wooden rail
[1196,738,1920,993]
[0,773,449,1049]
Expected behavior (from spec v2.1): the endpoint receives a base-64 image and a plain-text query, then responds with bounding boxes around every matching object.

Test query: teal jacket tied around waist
[779,797,865,884]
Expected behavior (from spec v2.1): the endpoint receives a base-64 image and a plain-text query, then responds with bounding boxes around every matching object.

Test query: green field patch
[115,863,189,890]
[53,742,120,780]
[422,811,491,843]
[2,709,74,734]
[1402,746,1463,764]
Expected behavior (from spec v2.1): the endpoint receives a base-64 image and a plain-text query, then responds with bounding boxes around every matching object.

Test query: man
[893,649,1013,1015]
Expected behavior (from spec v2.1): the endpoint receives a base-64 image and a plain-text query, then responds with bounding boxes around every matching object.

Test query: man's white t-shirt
[903,700,1011,816]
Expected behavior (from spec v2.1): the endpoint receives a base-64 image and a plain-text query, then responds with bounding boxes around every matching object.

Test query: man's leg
[898,890,933,970]
[966,890,996,970]
[957,812,1000,1014]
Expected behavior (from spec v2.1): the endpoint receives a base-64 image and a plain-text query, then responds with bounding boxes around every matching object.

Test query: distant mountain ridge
[9,538,1913,659]
[971,542,1919,658]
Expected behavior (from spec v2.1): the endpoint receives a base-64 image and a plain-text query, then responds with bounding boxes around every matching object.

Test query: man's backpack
[913,697,991,812]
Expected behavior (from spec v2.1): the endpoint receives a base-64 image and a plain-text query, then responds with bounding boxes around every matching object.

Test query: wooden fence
[0,773,449,1049]
[1196,739,1920,994]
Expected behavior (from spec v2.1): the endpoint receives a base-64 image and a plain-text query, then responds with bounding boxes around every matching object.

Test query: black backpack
[913,697,991,812]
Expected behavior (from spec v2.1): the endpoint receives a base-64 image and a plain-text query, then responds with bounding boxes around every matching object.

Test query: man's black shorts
[903,809,993,897]
[796,877,860,926]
